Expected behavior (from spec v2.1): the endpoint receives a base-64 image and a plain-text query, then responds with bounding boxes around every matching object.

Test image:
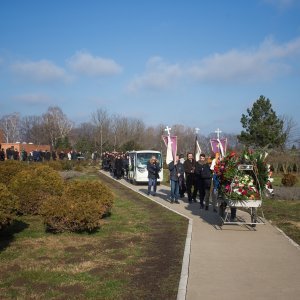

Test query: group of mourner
[148,152,221,210]
[0,147,85,162]
[101,151,233,218]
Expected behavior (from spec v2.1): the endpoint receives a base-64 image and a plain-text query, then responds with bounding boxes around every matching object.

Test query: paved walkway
[100,171,300,300]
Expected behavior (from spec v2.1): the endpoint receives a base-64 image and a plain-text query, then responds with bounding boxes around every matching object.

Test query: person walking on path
[195,153,212,210]
[147,155,161,196]
[178,154,186,198]
[168,155,184,203]
[184,152,197,203]
[210,152,220,213]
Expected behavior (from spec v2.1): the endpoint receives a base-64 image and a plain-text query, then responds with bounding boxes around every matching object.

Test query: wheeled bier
[219,198,265,227]
[218,164,265,227]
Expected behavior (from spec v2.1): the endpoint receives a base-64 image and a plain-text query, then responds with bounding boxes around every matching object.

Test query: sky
[0,0,300,135]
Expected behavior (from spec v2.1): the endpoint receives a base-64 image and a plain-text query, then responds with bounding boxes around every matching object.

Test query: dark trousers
[197,180,206,205]
[186,173,197,201]
[179,176,186,197]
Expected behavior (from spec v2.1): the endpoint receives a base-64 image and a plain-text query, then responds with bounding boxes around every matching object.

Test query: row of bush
[0,160,113,232]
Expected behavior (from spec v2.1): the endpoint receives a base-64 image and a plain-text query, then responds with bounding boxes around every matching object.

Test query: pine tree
[238,95,286,149]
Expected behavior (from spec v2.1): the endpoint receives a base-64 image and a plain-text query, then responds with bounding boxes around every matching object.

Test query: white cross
[215,128,222,139]
[195,128,200,135]
[165,126,171,136]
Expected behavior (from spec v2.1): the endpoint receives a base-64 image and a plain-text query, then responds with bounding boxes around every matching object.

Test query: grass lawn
[0,168,188,299]
[261,198,300,245]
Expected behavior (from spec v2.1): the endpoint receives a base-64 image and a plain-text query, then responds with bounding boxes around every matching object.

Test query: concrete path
[100,171,300,300]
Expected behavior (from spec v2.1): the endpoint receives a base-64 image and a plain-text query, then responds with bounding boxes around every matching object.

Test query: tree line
[1,96,299,172]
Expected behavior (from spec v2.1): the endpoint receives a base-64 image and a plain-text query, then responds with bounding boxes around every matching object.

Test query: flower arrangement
[214,149,268,201]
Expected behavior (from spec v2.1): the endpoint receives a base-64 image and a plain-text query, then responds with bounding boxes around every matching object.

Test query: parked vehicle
[127,150,163,184]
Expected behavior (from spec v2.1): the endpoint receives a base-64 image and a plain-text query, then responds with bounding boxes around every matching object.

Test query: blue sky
[1,0,300,135]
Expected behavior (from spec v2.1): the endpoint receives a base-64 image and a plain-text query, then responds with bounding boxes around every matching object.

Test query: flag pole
[164,126,173,164]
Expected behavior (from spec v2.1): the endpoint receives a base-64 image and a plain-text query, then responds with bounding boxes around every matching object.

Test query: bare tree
[20,115,46,144]
[91,108,110,154]
[42,106,73,147]
[0,112,21,143]
[281,115,299,148]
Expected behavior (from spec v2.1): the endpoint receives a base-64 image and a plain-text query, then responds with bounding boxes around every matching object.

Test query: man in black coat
[183,152,197,203]
[195,153,212,210]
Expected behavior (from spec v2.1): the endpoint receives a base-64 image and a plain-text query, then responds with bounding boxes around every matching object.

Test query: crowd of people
[167,152,218,211]
[100,149,222,215]
[0,146,85,162]
[101,151,130,179]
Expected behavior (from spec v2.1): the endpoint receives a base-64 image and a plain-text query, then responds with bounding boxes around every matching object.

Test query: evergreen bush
[0,183,19,230]
[9,165,64,215]
[43,160,63,171]
[40,180,114,232]
[0,160,28,185]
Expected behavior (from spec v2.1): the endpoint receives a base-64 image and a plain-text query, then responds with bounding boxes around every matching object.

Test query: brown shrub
[281,173,298,187]
[40,180,114,233]
[9,165,64,215]
[0,183,19,230]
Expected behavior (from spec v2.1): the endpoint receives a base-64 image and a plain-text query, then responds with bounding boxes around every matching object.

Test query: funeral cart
[218,164,265,227]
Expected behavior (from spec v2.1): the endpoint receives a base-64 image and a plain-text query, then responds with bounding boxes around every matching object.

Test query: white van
[127,150,163,184]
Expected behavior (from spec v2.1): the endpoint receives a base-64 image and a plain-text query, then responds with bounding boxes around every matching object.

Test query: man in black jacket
[195,153,212,210]
[183,152,197,203]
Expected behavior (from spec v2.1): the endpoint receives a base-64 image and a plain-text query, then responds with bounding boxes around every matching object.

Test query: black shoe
[193,199,197,203]
[200,204,204,209]
[205,206,209,211]
[175,200,180,204]
[213,209,218,213]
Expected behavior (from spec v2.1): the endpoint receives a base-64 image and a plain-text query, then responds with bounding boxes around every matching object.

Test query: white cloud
[12,93,52,105]
[127,56,182,92]
[67,51,122,76]
[263,0,295,10]
[187,36,300,83]
[11,60,69,83]
[127,37,300,90]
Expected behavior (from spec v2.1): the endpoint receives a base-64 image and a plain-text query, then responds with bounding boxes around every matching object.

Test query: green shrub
[40,180,114,232]
[73,163,83,172]
[9,165,64,215]
[281,173,298,187]
[61,160,74,170]
[43,160,63,171]
[0,160,28,185]
[0,183,19,230]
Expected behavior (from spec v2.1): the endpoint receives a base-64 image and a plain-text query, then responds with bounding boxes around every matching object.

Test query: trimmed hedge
[0,183,19,230]
[40,180,114,233]
[9,165,64,215]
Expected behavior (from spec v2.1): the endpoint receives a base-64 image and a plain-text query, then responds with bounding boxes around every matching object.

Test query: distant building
[0,129,50,159]
[0,143,50,155]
